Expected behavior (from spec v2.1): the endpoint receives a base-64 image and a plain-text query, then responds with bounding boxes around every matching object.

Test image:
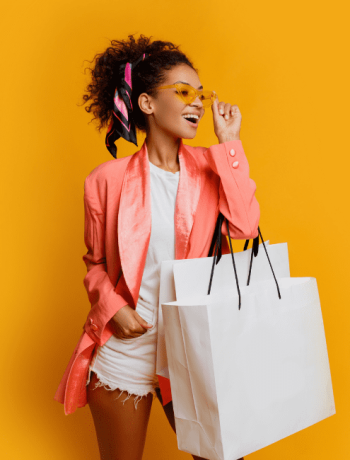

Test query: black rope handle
[207,213,223,294]
[208,211,223,264]
[225,216,242,309]
[245,232,260,285]
[256,226,281,299]
[207,212,282,310]
[243,227,281,299]
[207,214,242,309]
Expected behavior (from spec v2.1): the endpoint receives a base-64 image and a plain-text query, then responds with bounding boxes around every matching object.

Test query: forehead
[163,64,202,89]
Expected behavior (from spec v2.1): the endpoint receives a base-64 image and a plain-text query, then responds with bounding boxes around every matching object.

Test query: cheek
[158,100,181,125]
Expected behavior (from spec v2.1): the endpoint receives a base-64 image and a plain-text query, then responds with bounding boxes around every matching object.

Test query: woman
[54,34,259,460]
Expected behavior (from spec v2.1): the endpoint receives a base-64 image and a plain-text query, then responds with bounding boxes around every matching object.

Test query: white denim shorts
[86,296,160,409]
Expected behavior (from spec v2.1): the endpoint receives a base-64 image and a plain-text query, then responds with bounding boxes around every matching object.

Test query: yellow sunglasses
[157,82,218,108]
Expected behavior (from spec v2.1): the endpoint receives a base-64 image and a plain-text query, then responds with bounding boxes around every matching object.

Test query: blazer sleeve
[203,139,260,240]
[82,177,129,346]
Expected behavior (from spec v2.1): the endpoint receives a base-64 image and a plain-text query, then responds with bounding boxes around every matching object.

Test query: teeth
[182,114,199,120]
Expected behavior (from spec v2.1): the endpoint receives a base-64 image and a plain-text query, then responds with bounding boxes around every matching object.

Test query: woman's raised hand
[111,304,153,340]
[211,96,241,143]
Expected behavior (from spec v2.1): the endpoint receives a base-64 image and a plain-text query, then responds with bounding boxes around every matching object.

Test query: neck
[145,131,181,171]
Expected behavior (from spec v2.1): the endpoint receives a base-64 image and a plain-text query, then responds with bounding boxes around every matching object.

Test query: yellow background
[1,0,349,458]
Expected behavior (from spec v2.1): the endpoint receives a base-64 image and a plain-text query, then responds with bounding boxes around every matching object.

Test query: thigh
[87,371,153,460]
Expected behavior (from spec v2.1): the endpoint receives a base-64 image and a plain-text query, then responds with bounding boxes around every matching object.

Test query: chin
[180,128,197,140]
[182,134,197,140]
[164,123,197,141]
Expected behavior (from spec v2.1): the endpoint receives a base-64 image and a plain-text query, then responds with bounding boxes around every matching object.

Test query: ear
[138,92,154,115]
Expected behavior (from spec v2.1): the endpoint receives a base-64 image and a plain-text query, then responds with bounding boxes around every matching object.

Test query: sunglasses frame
[156,82,218,108]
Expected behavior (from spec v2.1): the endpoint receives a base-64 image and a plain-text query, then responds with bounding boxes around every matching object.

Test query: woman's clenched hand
[110,304,153,340]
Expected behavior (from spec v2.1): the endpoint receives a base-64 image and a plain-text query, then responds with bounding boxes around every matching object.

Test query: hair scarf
[105,52,150,158]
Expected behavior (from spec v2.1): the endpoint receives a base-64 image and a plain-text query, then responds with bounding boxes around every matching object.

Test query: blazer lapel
[118,140,152,309]
[175,139,202,260]
[118,138,201,308]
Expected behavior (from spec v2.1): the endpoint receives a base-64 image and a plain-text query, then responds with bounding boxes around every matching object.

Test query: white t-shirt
[138,159,180,307]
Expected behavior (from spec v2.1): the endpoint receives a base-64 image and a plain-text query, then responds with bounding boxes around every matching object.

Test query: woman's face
[139,64,205,140]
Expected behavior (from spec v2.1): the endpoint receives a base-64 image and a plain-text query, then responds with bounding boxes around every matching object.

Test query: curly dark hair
[80,34,198,135]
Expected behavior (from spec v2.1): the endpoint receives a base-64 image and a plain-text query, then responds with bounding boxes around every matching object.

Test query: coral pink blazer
[54,137,260,415]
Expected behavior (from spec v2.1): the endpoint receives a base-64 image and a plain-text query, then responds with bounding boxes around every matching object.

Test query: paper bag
[161,275,336,460]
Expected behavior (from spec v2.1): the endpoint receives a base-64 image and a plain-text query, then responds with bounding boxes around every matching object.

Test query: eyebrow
[174,80,203,90]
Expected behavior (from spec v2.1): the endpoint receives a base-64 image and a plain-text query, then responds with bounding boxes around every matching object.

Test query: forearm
[203,140,260,239]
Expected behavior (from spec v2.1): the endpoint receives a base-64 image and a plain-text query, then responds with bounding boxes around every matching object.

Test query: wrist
[218,135,240,143]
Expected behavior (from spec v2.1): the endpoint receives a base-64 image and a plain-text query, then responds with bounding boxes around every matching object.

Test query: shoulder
[84,155,132,193]
[85,155,131,183]
[183,143,213,170]
[183,143,209,156]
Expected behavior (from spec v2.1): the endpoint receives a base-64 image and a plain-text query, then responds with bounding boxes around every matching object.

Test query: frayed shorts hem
[87,369,159,410]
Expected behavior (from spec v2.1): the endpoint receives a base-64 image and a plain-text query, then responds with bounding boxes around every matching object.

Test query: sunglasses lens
[175,84,216,108]
[176,84,196,103]
[200,91,216,107]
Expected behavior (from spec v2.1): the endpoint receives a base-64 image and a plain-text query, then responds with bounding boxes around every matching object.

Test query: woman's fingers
[226,103,234,119]
[211,97,220,120]
[111,305,150,339]
[217,101,226,116]
[217,101,237,120]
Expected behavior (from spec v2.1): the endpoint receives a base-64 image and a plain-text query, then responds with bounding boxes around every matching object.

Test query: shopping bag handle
[207,212,281,310]
[208,213,260,264]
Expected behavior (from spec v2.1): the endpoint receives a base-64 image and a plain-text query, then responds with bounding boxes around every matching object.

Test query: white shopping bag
[161,265,336,459]
[156,240,290,379]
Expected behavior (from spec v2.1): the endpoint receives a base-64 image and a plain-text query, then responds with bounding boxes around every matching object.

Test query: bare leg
[87,371,153,460]
[154,388,244,460]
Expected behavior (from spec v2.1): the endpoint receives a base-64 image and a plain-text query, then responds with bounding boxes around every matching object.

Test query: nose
[190,95,204,109]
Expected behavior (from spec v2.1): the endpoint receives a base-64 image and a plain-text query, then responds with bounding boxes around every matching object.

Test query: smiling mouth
[183,117,199,127]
